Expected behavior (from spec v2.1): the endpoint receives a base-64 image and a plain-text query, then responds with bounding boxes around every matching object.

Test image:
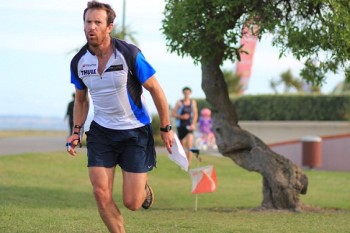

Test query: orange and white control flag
[189,165,217,194]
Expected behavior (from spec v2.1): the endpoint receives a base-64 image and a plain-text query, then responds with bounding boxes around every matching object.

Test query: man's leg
[122,171,148,211]
[89,167,125,233]
[187,133,194,150]
[182,133,193,165]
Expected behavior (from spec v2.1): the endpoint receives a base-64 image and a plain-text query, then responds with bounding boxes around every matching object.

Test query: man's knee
[93,187,113,209]
[123,195,142,211]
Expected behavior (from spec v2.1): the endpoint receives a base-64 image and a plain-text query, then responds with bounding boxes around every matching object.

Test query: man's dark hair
[83,1,116,25]
[182,87,192,92]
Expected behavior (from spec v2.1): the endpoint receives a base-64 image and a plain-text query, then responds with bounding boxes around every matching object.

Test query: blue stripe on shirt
[135,52,156,84]
[70,67,86,90]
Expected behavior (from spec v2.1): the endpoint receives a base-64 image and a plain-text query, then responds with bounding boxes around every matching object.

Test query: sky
[0,0,345,118]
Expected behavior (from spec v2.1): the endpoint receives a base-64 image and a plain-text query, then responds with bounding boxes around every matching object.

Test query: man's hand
[180,113,190,120]
[66,134,81,156]
[161,130,174,154]
[187,124,196,131]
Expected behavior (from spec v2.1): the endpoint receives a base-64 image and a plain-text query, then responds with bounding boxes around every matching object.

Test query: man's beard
[86,36,98,47]
[86,34,108,47]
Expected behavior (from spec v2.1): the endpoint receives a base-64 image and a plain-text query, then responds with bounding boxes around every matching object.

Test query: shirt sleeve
[70,67,86,90]
[135,52,156,84]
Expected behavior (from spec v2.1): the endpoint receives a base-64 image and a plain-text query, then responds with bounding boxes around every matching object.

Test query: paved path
[0,136,67,155]
[1,121,346,156]
[0,136,219,156]
[0,136,172,156]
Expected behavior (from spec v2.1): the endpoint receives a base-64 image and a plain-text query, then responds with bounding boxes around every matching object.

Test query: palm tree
[222,69,243,96]
[270,69,320,94]
[112,25,138,45]
[112,0,138,45]
[332,80,350,94]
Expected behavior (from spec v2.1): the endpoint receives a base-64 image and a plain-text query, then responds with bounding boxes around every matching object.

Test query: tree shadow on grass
[151,206,350,214]
[0,185,95,209]
[207,206,350,213]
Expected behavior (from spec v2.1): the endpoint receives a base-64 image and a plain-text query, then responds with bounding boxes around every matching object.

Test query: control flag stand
[189,148,201,212]
[190,147,201,166]
[189,148,218,212]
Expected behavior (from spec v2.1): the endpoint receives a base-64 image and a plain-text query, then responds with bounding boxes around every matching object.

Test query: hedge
[196,94,350,121]
[151,94,350,145]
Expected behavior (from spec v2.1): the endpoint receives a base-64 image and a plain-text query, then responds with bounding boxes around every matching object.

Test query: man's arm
[171,100,182,119]
[143,76,174,153]
[190,99,198,130]
[73,88,89,128]
[66,88,89,156]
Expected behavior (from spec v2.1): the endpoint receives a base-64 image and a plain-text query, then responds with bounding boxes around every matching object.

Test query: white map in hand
[168,133,189,172]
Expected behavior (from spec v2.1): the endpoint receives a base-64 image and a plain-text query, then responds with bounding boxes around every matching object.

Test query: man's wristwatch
[160,124,172,132]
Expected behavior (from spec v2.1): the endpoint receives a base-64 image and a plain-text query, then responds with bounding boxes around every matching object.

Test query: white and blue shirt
[70,38,155,130]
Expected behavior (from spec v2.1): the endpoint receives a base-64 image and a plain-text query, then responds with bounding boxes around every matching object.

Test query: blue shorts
[85,121,156,173]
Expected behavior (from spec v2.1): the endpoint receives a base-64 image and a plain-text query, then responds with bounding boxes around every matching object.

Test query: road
[1,121,347,156]
[0,135,219,157]
[0,136,67,155]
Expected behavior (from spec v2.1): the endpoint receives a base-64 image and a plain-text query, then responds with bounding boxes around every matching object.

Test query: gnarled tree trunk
[201,59,308,211]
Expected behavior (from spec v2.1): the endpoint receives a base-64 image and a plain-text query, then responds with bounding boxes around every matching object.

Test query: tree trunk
[201,60,308,211]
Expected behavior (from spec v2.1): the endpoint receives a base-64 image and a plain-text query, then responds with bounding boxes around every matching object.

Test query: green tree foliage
[162,0,350,84]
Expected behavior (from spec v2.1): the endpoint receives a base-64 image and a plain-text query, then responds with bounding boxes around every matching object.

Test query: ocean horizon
[0,115,68,131]
[0,115,93,131]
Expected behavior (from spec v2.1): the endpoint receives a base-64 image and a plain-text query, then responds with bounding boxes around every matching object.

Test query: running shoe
[142,183,154,209]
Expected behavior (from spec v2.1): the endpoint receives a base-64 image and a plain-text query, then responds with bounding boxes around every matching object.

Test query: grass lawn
[0,150,349,233]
